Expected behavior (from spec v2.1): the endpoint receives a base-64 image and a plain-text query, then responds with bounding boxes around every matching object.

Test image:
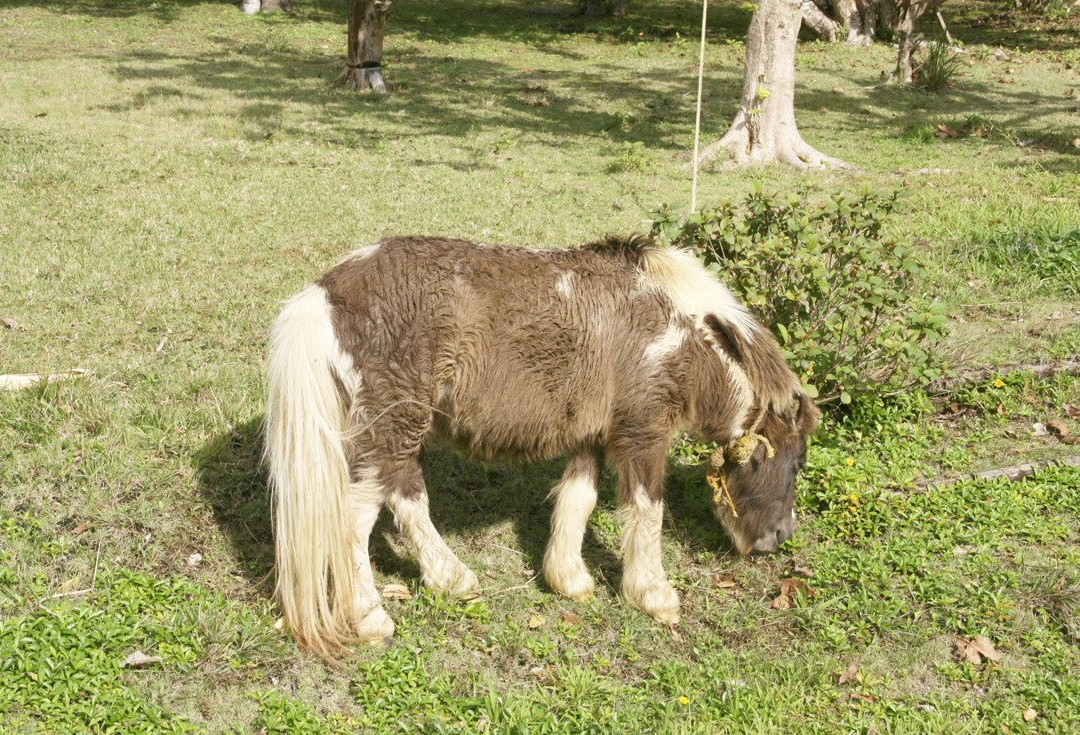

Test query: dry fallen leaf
[867,724,879,735]
[527,614,546,629]
[1023,708,1038,722]
[186,552,203,567]
[381,583,412,600]
[1032,422,1049,437]
[955,635,1002,666]
[793,564,813,578]
[668,623,683,642]
[971,635,1002,663]
[559,611,581,626]
[121,650,163,668]
[936,123,960,138]
[771,578,816,609]
[58,577,83,594]
[836,663,859,685]
[1046,419,1070,438]
[72,522,89,536]
[2,317,19,330]
[713,573,738,589]
[273,617,284,631]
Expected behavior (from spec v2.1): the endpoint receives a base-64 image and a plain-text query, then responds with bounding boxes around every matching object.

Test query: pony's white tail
[265,284,357,655]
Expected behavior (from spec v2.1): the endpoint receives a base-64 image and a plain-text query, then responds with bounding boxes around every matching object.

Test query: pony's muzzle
[751,510,797,554]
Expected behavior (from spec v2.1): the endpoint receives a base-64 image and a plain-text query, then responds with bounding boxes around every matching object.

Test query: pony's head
[701,314,821,555]
[708,392,819,554]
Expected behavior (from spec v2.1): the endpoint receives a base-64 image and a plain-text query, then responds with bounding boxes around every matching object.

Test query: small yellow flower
[845,457,855,467]
[848,494,860,505]
[993,378,1005,388]
[678,696,690,705]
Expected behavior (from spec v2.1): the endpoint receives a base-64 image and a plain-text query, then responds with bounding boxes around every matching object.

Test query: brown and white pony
[266,236,819,656]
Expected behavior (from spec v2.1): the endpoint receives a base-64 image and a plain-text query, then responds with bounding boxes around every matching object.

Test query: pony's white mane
[638,246,758,340]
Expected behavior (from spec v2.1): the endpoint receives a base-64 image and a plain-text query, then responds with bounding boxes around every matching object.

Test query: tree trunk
[340,0,390,93]
[835,0,898,45]
[583,0,628,17]
[801,0,840,41]
[890,5,918,84]
[240,0,295,13]
[698,0,847,169]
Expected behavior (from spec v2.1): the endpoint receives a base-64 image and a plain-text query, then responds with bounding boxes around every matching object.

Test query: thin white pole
[690,0,709,214]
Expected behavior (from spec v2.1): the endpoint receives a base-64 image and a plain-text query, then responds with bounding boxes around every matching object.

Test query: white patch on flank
[639,246,758,340]
[619,485,679,623]
[543,463,598,601]
[387,492,479,596]
[556,270,575,298]
[642,323,686,365]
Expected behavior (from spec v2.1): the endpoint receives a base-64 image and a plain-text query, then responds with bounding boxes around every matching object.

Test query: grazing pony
[266,236,819,655]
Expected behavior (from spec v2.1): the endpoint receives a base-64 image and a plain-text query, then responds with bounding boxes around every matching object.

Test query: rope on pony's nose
[705,432,776,518]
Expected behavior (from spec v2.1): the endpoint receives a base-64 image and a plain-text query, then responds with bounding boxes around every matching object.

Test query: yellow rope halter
[705,432,775,518]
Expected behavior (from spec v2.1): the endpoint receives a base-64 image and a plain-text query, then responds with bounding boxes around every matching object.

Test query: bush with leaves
[651,186,948,408]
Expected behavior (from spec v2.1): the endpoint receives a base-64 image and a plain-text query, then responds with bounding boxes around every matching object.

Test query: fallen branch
[0,369,88,390]
[928,360,1080,394]
[920,455,1080,490]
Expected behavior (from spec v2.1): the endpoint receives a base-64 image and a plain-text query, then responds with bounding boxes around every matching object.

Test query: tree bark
[240,0,295,13]
[259,0,296,11]
[890,4,918,83]
[801,0,840,41]
[834,0,876,45]
[583,0,629,17]
[340,0,391,93]
[698,0,847,169]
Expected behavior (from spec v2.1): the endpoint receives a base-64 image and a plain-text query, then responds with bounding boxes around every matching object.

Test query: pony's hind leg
[543,450,600,601]
[385,458,480,597]
[347,467,396,641]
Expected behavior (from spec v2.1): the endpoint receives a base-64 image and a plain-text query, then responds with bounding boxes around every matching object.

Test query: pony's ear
[794,391,821,434]
[703,313,744,363]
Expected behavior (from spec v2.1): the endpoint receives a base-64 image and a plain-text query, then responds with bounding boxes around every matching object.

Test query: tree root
[338,65,387,94]
[928,360,1080,394]
[920,455,1080,491]
[696,127,850,170]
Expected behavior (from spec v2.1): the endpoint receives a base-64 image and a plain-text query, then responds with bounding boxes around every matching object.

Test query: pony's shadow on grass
[193,417,729,602]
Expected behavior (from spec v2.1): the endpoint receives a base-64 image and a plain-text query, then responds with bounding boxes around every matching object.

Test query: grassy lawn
[1,0,1079,732]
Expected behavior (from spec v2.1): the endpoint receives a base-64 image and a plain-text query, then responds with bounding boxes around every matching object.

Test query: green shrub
[651,186,948,408]
[917,41,963,92]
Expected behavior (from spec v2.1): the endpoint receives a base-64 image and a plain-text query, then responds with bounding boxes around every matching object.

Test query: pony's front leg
[385,458,480,597]
[616,453,680,624]
[543,450,601,601]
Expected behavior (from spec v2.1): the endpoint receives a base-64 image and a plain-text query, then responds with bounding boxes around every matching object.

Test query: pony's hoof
[544,559,595,601]
[624,581,680,624]
[427,561,480,597]
[355,607,395,642]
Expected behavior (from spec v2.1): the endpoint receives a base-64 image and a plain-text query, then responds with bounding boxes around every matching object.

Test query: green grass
[2,0,1079,732]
